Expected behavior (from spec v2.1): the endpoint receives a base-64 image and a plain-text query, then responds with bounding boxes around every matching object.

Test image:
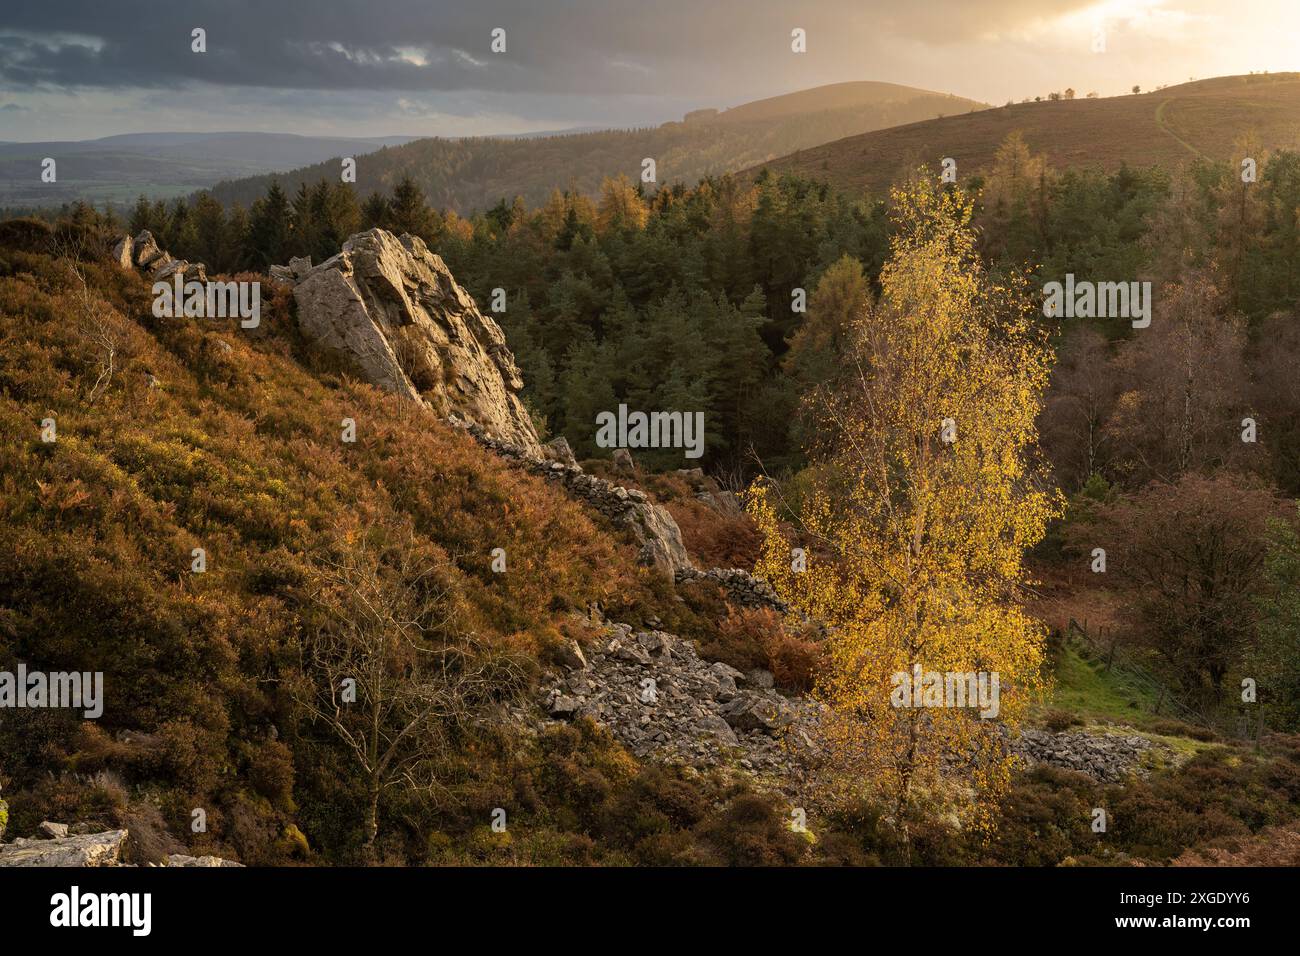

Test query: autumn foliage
[749,175,1062,831]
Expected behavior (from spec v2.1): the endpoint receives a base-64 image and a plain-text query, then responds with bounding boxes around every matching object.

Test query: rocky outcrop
[674,467,744,516]
[540,621,821,780]
[544,436,578,468]
[612,448,635,475]
[112,230,207,283]
[455,418,692,575]
[284,229,541,455]
[1012,727,1159,783]
[0,829,127,867]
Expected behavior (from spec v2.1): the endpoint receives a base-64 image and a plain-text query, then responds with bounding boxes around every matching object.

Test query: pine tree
[389,176,439,241]
[560,336,618,456]
[290,182,315,259]
[191,192,227,272]
[784,255,871,395]
[327,183,362,251]
[128,195,151,235]
[361,192,389,230]
[224,204,251,273]
[247,181,291,268]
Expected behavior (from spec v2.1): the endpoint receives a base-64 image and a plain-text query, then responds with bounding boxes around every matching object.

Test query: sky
[1,0,1298,141]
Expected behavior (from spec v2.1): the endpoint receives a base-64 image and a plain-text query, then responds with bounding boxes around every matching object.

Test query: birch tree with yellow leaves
[748,175,1061,836]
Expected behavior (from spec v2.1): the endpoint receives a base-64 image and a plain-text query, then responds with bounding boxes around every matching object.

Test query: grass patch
[1042,642,1161,727]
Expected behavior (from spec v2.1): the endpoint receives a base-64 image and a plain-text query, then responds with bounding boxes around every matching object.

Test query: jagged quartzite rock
[0,829,126,867]
[132,230,164,268]
[152,257,189,280]
[291,229,541,454]
[111,235,133,269]
[117,231,206,283]
[612,448,636,474]
[554,639,588,671]
[722,695,792,733]
[0,827,243,867]
[628,495,690,573]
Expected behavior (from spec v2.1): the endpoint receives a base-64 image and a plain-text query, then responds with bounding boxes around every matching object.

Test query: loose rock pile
[537,618,1165,791]
[454,418,693,575]
[1012,727,1158,783]
[541,622,822,780]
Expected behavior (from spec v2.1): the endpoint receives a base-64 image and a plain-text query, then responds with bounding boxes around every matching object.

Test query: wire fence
[1065,617,1255,741]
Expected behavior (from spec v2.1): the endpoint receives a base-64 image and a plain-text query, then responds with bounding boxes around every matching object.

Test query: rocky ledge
[0,822,242,867]
[454,418,693,576]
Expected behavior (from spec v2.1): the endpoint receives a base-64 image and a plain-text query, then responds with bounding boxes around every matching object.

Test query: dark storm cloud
[0,0,1095,95]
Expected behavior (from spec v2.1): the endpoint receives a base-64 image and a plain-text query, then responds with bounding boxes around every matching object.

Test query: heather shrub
[697,606,823,691]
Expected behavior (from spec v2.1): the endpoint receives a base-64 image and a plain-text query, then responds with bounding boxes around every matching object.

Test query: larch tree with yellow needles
[747,175,1062,838]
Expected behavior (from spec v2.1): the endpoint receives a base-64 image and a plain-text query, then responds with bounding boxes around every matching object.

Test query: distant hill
[0,132,420,209]
[206,82,989,213]
[744,73,1300,195]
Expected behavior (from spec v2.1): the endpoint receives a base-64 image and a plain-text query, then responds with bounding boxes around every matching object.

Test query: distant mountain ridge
[0,132,421,209]
[206,82,990,214]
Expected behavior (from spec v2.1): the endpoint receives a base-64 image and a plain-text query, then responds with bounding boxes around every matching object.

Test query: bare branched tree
[53,235,120,405]
[294,526,523,850]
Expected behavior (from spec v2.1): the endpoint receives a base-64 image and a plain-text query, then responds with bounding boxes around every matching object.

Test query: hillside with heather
[746,73,1300,196]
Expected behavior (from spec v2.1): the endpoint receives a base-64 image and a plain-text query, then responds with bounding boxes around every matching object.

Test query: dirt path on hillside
[1155,97,1212,162]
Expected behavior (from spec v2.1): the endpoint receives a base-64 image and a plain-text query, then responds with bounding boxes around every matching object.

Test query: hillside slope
[0,219,678,863]
[208,82,988,213]
[746,73,1300,194]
